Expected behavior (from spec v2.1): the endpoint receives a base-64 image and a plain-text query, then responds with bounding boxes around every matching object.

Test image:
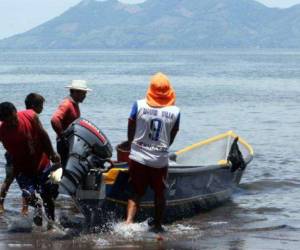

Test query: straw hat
[146,72,176,107]
[65,80,92,91]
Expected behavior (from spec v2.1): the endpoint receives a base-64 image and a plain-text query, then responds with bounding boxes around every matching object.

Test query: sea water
[0,49,300,249]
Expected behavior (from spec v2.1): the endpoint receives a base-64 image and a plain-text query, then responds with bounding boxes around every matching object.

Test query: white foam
[95,238,110,247]
[8,244,33,248]
[168,223,196,234]
[93,221,152,247]
[208,221,228,225]
[112,221,149,239]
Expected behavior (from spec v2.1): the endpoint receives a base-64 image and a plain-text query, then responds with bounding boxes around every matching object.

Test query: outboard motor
[59,118,113,197]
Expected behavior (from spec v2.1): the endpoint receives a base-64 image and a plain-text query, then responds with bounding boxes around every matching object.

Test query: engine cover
[59,118,113,196]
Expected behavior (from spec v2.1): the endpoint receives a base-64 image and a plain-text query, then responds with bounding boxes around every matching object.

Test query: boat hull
[75,163,247,226]
[58,125,254,227]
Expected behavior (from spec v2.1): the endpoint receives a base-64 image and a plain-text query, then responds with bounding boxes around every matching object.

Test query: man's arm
[127,101,138,143]
[127,118,136,143]
[51,100,69,137]
[34,115,60,164]
[170,127,178,146]
[170,113,180,146]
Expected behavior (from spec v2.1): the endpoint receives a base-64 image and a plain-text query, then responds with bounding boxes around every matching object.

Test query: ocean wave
[239,179,300,192]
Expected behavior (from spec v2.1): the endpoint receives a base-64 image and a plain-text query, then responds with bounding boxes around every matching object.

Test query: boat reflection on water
[58,118,254,228]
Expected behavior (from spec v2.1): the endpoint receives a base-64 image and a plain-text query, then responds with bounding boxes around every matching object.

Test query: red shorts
[129,160,168,198]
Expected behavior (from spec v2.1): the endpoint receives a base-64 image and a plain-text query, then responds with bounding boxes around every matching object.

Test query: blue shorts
[16,164,58,199]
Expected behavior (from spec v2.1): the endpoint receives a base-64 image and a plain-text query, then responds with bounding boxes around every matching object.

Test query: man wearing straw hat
[125,72,180,232]
[51,80,91,167]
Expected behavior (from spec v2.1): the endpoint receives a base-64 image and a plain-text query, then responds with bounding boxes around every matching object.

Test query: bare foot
[21,206,29,216]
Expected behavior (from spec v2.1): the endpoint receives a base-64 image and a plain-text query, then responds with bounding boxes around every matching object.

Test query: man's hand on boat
[48,152,63,184]
[48,168,63,184]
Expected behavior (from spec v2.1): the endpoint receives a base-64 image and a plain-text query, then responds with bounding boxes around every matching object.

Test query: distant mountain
[1,0,300,49]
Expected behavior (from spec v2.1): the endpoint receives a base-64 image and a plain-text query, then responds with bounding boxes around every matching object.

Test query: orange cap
[146,72,176,107]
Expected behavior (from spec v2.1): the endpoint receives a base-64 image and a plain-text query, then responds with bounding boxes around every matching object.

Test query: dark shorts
[129,160,168,198]
[16,164,58,199]
[57,138,69,168]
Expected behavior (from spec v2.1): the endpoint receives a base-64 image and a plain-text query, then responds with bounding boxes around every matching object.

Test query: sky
[0,0,300,39]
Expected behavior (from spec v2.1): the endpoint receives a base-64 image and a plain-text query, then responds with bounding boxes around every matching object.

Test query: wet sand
[0,195,299,250]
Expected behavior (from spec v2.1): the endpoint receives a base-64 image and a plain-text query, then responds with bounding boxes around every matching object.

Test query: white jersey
[129,99,180,168]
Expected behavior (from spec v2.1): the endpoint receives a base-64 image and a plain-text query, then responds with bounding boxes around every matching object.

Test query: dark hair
[25,93,45,110]
[0,102,17,121]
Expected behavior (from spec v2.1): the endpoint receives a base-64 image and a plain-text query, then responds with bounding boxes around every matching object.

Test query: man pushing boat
[0,93,45,215]
[0,102,60,227]
[125,72,180,233]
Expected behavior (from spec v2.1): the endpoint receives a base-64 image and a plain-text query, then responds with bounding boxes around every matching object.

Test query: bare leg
[0,177,14,213]
[21,197,29,216]
[126,195,140,224]
[0,182,10,201]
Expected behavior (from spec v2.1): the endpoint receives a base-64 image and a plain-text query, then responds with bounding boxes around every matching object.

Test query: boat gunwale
[175,130,254,157]
[168,155,253,174]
